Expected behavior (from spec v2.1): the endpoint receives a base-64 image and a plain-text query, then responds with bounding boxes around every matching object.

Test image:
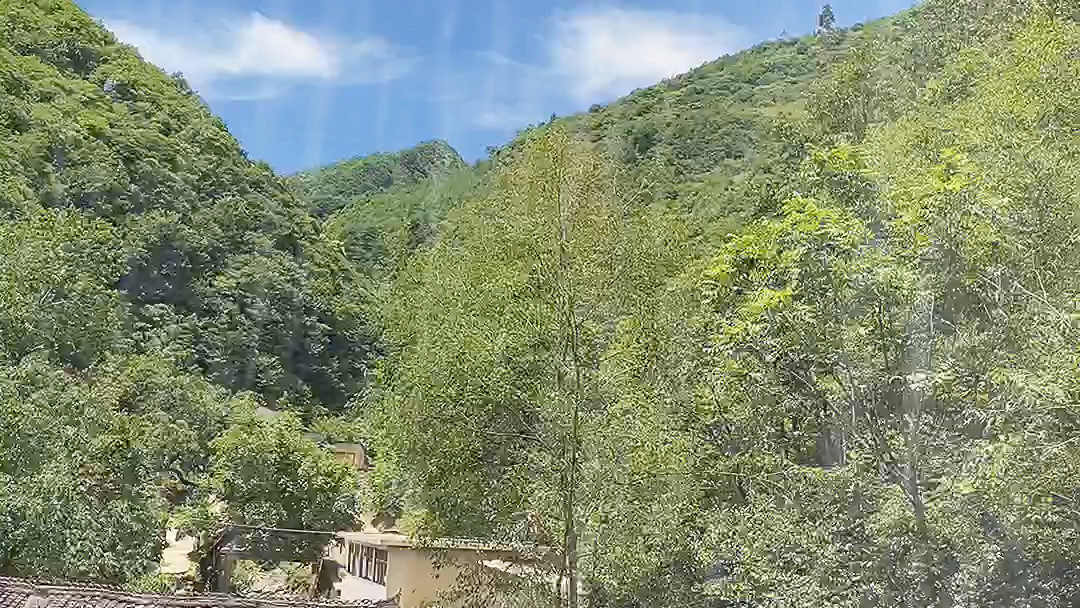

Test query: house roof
[0,577,398,608]
[336,531,557,557]
[337,530,537,553]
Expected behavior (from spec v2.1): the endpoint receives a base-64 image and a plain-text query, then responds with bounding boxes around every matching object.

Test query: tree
[694,14,1080,598]
[818,4,837,33]
[3,0,1080,604]
[808,41,880,140]
[207,412,361,533]
[370,127,698,608]
[0,209,124,368]
[0,358,168,583]
[0,0,379,413]
[173,411,363,590]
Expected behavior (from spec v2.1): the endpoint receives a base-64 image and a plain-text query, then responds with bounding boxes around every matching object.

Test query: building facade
[329,529,550,608]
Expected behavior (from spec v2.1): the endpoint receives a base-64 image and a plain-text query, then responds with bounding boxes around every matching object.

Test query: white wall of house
[334,571,388,601]
[329,538,390,602]
[331,531,542,608]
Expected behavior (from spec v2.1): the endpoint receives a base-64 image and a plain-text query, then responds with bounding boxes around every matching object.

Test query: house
[157,515,555,607]
[0,575,397,608]
[328,527,556,608]
[311,440,556,606]
[175,416,539,606]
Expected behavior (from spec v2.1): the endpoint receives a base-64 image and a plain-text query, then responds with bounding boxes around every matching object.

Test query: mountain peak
[290,141,466,217]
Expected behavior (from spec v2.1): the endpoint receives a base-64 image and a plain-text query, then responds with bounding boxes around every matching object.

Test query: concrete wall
[386,548,472,608]
[331,537,535,608]
[327,542,388,602]
[330,443,368,471]
[334,572,388,602]
[160,529,196,575]
[385,548,523,608]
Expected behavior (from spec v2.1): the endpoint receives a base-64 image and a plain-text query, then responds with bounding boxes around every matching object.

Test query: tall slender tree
[370,126,695,607]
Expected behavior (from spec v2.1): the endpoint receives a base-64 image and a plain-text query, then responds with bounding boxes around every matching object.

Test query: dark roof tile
[0,577,397,608]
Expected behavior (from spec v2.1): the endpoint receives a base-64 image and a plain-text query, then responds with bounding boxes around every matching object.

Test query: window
[346,542,387,586]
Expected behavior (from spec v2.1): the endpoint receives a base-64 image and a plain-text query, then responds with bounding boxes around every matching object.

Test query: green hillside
[289,139,478,277]
[298,18,858,276]
[321,166,486,276]
[362,1,1080,607]
[289,139,466,217]
[0,0,379,411]
[2,0,1080,606]
[302,4,932,261]
[306,0,1070,254]
[0,0,368,585]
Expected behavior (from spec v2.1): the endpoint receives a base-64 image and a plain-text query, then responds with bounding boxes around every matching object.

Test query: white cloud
[453,6,749,132]
[471,104,539,131]
[102,12,416,99]
[548,7,750,103]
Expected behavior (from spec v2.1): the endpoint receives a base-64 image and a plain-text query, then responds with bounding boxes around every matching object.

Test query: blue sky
[76,0,915,174]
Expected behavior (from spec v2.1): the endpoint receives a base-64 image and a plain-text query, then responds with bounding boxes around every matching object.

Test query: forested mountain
[289,139,480,277]
[361,1,1080,607]
[289,139,466,217]
[2,0,1080,606]
[321,165,486,277]
[0,0,366,586]
[0,0,379,411]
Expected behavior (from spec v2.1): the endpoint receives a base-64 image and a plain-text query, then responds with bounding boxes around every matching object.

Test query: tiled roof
[338,529,548,554]
[0,577,398,608]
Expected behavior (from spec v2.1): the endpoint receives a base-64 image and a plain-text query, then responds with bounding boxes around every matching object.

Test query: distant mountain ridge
[0,0,377,410]
[288,140,466,217]
[299,0,1045,256]
[293,7,890,272]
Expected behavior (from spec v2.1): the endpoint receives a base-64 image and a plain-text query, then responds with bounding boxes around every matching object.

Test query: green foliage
[323,166,486,277]
[0,357,168,583]
[361,2,1080,607]
[0,0,377,411]
[692,10,1080,607]
[309,414,368,444]
[290,140,466,217]
[209,412,361,532]
[227,559,262,594]
[370,126,703,606]
[0,208,124,367]
[100,354,249,498]
[808,40,881,139]
[125,572,181,593]
[0,0,370,586]
[168,410,363,589]
[818,4,837,33]
[3,0,1080,605]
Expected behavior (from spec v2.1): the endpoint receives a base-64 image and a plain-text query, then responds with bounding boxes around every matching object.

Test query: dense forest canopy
[288,139,466,218]
[2,0,1079,607]
[0,0,368,586]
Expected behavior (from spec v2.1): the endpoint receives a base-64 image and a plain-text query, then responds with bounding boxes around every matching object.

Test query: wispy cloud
[102,12,417,100]
[471,104,543,131]
[549,7,750,103]
[454,6,749,133]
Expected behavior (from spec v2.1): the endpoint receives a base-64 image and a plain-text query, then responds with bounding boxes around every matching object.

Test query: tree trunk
[553,151,582,608]
[903,300,932,535]
[564,489,578,608]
